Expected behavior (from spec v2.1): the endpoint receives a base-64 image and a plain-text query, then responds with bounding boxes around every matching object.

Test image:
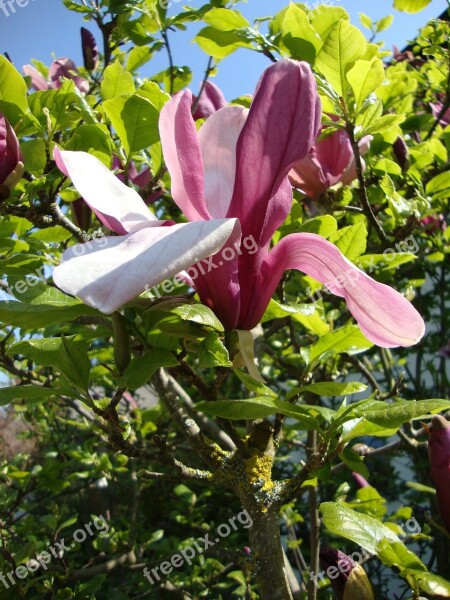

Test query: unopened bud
[428,415,450,533]
[81,27,99,71]
[0,114,23,190]
[392,136,410,171]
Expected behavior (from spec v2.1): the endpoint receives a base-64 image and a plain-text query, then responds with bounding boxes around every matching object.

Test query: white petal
[53,219,238,313]
[54,149,156,233]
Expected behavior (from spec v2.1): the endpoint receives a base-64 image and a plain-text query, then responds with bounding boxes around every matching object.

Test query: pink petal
[193,81,227,120]
[253,233,425,347]
[198,105,248,218]
[228,59,322,242]
[159,90,211,221]
[289,151,330,200]
[53,219,238,314]
[190,220,242,330]
[23,64,50,91]
[54,148,157,234]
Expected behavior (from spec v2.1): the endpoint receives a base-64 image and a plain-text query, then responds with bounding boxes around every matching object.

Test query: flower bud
[81,27,99,71]
[428,415,450,533]
[420,214,446,235]
[392,136,410,171]
[352,472,370,488]
[319,548,374,600]
[0,113,24,191]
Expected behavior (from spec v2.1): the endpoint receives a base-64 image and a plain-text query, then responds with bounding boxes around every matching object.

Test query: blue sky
[0,0,447,98]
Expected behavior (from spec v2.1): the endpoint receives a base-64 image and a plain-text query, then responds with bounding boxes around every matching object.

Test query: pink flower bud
[428,415,450,533]
[0,113,24,191]
[192,81,227,120]
[352,472,370,488]
[319,548,374,600]
[81,27,99,71]
[392,136,410,171]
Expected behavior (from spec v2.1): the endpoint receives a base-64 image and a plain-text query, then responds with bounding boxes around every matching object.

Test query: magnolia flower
[428,415,450,533]
[0,113,24,192]
[23,59,89,93]
[289,124,371,200]
[52,148,238,313]
[159,59,424,347]
[52,60,424,349]
[319,548,375,600]
[192,81,227,120]
[81,27,98,71]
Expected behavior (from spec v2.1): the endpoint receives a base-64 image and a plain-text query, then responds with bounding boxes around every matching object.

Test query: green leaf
[353,399,450,428]
[315,20,367,97]
[340,446,370,479]
[58,336,91,392]
[20,139,47,173]
[377,539,425,571]
[233,370,277,398]
[309,5,349,40]
[426,172,450,196]
[308,325,373,365]
[328,221,367,261]
[101,61,135,100]
[126,46,154,72]
[65,124,113,166]
[298,215,337,238]
[203,7,250,30]
[0,55,29,125]
[393,0,431,13]
[119,349,178,389]
[376,15,394,32]
[358,12,373,30]
[320,501,400,554]
[103,94,159,156]
[0,301,100,329]
[347,58,385,113]
[198,333,232,368]
[261,299,317,323]
[278,3,321,64]
[288,381,367,398]
[0,385,71,406]
[164,302,224,332]
[197,397,277,420]
[195,27,252,59]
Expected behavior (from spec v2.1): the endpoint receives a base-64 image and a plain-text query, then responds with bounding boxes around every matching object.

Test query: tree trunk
[248,508,293,600]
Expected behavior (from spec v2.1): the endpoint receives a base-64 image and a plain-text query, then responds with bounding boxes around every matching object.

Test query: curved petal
[198,105,248,218]
[289,152,329,200]
[255,233,425,347]
[315,129,354,180]
[53,219,238,314]
[228,59,322,242]
[159,90,211,221]
[54,148,156,234]
[23,65,50,91]
[193,80,227,120]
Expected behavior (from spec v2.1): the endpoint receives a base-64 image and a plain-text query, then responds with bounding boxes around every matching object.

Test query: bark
[248,508,293,600]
